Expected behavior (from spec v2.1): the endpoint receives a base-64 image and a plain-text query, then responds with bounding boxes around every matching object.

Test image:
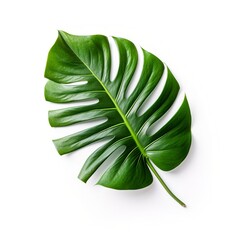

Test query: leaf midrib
[60,33,146,157]
[82,63,147,157]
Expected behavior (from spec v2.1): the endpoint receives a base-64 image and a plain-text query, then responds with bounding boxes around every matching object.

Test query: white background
[0,0,239,239]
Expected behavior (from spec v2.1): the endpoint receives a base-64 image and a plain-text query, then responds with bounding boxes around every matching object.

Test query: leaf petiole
[146,158,186,207]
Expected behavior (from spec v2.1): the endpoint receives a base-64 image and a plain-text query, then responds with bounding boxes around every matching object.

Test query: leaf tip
[57,29,64,35]
[52,139,64,156]
[57,30,69,39]
[77,173,88,183]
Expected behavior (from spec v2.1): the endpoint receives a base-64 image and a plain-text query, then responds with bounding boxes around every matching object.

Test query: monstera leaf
[44,31,191,207]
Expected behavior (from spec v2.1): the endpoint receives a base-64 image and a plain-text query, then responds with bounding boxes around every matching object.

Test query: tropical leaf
[44,31,191,207]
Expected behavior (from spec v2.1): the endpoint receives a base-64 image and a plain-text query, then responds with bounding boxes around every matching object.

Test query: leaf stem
[146,158,186,207]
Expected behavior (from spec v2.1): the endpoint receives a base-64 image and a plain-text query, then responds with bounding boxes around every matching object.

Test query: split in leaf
[44,31,192,207]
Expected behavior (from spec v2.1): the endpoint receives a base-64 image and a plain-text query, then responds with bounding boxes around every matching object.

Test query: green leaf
[44,31,191,207]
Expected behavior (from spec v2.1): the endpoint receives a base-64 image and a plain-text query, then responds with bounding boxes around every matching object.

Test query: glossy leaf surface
[44,31,191,206]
